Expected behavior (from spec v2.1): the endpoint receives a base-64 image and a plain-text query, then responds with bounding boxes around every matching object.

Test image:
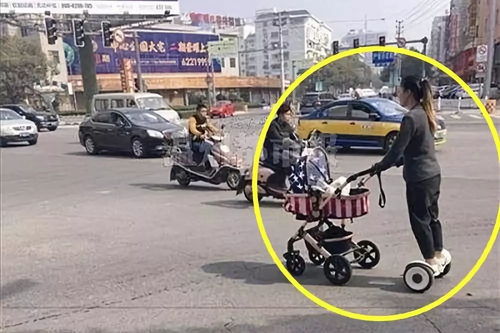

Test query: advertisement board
[0,0,179,15]
[65,31,222,75]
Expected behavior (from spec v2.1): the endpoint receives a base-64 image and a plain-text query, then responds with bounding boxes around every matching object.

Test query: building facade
[430,16,448,64]
[341,29,387,67]
[252,9,332,82]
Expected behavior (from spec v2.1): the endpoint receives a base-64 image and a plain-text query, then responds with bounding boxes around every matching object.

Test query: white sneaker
[429,263,443,277]
[436,249,452,278]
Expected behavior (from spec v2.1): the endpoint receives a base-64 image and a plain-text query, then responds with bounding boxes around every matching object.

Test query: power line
[407,0,448,26]
[404,0,450,36]
[404,0,440,22]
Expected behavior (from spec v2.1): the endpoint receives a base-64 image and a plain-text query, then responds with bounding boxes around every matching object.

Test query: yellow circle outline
[251,46,500,322]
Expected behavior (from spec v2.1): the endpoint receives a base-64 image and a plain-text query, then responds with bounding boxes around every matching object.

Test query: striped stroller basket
[284,188,370,220]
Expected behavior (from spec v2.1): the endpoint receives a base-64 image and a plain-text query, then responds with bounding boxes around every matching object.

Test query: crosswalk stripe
[490,115,500,119]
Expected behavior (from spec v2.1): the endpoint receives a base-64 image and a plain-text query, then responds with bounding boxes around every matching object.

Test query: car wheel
[131,137,146,158]
[84,136,98,155]
[28,138,38,145]
[384,132,398,152]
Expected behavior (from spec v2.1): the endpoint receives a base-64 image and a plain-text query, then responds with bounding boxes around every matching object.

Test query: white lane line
[469,114,483,119]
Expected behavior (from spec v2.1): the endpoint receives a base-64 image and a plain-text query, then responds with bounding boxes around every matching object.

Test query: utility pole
[395,20,404,86]
[133,30,144,92]
[79,33,99,115]
[484,0,497,99]
[274,11,286,95]
[421,37,428,78]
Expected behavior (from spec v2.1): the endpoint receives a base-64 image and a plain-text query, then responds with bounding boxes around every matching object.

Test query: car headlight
[36,116,44,121]
[147,130,164,138]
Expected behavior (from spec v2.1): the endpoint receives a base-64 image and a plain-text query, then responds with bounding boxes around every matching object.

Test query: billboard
[187,12,245,28]
[64,31,222,75]
[0,0,179,15]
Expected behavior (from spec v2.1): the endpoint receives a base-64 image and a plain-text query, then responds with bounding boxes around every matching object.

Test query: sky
[179,0,452,46]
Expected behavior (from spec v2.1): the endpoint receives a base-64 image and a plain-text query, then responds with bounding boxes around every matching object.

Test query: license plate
[19,132,30,137]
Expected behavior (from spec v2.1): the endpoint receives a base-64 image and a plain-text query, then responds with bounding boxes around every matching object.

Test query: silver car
[0,108,38,146]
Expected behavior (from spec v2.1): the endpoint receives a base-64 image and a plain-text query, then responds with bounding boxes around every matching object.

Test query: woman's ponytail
[400,76,437,133]
[420,79,437,134]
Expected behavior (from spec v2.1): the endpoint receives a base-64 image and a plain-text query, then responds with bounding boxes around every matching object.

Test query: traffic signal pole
[133,30,144,92]
[484,0,497,99]
[78,33,99,115]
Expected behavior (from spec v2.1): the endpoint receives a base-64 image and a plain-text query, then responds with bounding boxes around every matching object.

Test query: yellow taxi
[297,98,447,152]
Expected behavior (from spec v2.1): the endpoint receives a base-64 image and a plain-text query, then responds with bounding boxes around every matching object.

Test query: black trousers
[406,175,443,259]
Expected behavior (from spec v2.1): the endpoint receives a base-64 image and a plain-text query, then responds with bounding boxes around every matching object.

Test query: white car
[0,108,38,146]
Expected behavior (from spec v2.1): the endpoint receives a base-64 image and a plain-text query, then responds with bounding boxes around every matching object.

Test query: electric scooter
[166,126,243,190]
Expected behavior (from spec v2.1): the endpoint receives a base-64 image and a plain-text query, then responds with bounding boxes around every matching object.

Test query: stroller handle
[345,167,376,184]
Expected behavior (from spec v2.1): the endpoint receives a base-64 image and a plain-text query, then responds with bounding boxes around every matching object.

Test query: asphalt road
[1,110,499,332]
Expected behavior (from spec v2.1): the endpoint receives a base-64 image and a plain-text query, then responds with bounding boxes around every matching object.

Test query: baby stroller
[283,146,385,285]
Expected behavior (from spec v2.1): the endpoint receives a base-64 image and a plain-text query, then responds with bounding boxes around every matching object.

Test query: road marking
[490,114,500,119]
[98,190,111,195]
[468,114,483,119]
[368,280,396,286]
[450,114,462,119]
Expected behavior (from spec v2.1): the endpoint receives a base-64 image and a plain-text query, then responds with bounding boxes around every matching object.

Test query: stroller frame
[283,166,382,286]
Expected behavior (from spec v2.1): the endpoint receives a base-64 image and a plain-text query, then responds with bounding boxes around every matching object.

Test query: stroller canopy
[290,147,331,194]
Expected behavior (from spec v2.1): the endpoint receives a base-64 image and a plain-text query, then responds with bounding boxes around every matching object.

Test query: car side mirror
[369,113,380,121]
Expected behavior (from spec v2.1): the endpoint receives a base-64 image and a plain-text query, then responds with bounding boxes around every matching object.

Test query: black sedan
[1,104,59,131]
[78,108,188,158]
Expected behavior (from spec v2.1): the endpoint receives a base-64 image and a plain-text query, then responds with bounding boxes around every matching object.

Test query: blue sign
[65,31,221,75]
[372,52,395,67]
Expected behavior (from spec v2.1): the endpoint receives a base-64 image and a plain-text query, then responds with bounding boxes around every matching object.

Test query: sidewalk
[59,110,255,127]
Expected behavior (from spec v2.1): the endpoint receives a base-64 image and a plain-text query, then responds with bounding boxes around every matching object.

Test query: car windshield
[124,111,169,126]
[0,109,22,120]
[366,99,408,116]
[21,105,37,113]
[136,97,170,110]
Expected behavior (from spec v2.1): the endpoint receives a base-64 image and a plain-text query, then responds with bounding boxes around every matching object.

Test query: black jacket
[263,118,299,169]
[376,106,441,183]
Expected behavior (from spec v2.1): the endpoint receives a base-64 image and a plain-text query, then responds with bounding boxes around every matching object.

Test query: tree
[0,36,49,104]
[297,56,373,96]
[380,47,434,83]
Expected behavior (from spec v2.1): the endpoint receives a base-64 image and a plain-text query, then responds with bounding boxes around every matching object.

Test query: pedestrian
[372,75,451,276]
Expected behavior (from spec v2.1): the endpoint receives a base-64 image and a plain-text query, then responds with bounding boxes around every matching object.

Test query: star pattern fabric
[289,148,330,194]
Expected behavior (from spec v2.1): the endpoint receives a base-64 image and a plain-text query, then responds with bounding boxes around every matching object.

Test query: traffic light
[72,19,85,48]
[101,21,113,47]
[353,38,359,48]
[332,41,339,54]
[44,17,57,45]
[379,36,386,46]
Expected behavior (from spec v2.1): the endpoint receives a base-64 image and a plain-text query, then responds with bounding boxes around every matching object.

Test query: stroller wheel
[403,262,434,293]
[308,250,325,266]
[285,253,306,276]
[353,240,380,269]
[323,255,352,285]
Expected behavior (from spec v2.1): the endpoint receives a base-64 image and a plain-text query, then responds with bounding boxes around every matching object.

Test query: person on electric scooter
[188,103,220,170]
[371,76,451,276]
[263,102,301,191]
